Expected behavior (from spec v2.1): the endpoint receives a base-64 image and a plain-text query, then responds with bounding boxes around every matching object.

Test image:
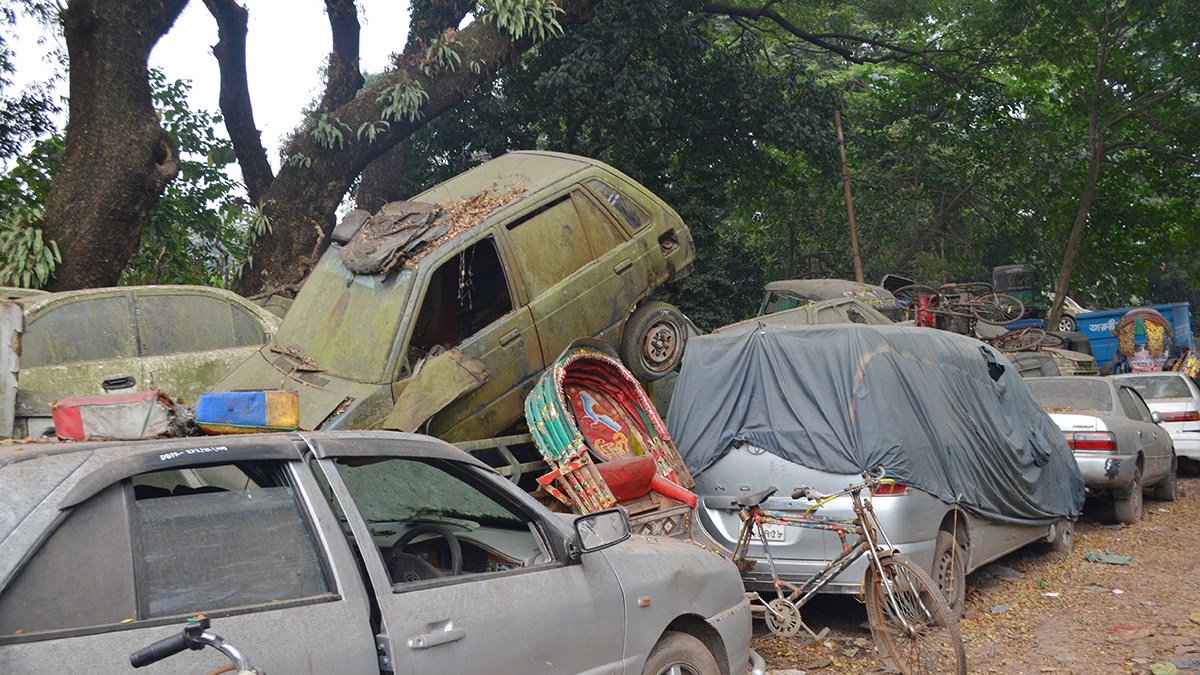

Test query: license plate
[759,522,787,542]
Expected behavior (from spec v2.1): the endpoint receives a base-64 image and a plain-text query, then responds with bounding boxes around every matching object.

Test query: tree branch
[317,0,364,113]
[202,0,274,204]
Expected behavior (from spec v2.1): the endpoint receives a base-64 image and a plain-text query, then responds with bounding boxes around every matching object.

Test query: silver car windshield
[272,248,414,383]
[1121,375,1192,400]
[1025,379,1113,412]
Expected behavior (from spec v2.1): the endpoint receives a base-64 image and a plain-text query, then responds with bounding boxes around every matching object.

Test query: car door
[503,187,644,364]
[16,292,140,435]
[0,446,378,674]
[134,290,274,403]
[311,448,627,675]
[395,235,544,441]
[1117,385,1169,481]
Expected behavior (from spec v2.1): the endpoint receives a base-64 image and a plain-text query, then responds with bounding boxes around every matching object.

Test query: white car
[1115,372,1200,466]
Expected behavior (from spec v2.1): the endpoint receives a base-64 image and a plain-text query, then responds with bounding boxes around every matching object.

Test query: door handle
[500,328,520,346]
[102,375,136,391]
[613,258,633,274]
[408,628,466,650]
[1137,430,1144,437]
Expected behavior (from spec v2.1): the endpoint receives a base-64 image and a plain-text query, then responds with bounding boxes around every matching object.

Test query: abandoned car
[1026,376,1177,523]
[758,279,902,322]
[668,324,1085,617]
[14,285,281,438]
[213,151,695,441]
[0,431,758,675]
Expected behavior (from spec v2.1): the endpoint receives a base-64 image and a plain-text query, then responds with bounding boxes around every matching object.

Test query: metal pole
[835,110,865,283]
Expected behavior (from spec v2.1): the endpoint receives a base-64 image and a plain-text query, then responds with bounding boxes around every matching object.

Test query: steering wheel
[386,524,463,583]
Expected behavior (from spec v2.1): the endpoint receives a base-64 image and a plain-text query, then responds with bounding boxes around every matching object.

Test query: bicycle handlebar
[130,631,196,668]
[131,617,257,673]
[790,469,888,503]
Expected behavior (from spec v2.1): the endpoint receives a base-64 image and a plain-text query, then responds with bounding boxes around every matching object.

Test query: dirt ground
[753,476,1200,675]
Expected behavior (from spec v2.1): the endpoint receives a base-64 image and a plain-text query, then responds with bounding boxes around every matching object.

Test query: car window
[1116,387,1144,421]
[1121,388,1154,423]
[408,237,514,367]
[332,458,549,587]
[1025,379,1113,412]
[1121,375,1193,400]
[0,461,329,637]
[570,190,626,256]
[137,293,268,356]
[505,195,596,297]
[22,296,136,368]
[763,292,812,315]
[585,179,649,231]
[816,306,846,324]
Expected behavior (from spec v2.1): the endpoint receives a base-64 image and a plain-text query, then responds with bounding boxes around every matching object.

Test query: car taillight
[1070,431,1117,451]
[874,483,908,495]
[1160,411,1200,423]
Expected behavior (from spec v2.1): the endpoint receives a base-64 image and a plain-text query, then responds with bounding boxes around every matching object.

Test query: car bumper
[1074,451,1137,491]
[1169,432,1200,460]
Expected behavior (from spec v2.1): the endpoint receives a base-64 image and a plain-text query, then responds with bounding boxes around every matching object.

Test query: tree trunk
[43,0,188,291]
[234,0,606,296]
[1048,121,1104,330]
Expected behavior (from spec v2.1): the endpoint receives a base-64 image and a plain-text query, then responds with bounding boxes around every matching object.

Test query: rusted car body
[759,279,902,321]
[714,297,892,336]
[13,286,281,438]
[213,151,695,440]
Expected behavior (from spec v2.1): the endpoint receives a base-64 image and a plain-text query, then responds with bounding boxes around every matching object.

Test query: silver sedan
[1025,376,1176,523]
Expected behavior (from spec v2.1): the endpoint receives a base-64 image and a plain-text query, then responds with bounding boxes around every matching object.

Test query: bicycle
[894,283,1025,329]
[730,472,967,675]
[131,615,262,675]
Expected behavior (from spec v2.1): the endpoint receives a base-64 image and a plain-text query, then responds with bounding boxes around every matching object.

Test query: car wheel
[620,301,688,382]
[932,531,966,620]
[1151,456,1178,502]
[1036,518,1074,560]
[1113,468,1144,524]
[1058,315,1077,332]
[640,631,719,675]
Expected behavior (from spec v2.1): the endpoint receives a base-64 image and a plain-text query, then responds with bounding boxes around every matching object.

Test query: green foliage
[421,33,462,76]
[121,70,257,288]
[478,0,564,42]
[0,205,58,287]
[284,152,312,169]
[308,112,351,150]
[377,81,429,123]
[357,120,390,144]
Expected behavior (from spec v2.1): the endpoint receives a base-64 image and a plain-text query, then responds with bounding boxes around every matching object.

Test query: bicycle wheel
[972,293,1025,325]
[991,327,1045,352]
[864,554,967,675]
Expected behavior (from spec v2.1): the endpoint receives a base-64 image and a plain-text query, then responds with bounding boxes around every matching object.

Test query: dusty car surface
[1114,372,1200,467]
[759,279,902,321]
[0,431,756,675]
[670,324,1084,617]
[1026,376,1177,523]
[214,151,695,440]
[14,285,280,437]
[714,297,891,335]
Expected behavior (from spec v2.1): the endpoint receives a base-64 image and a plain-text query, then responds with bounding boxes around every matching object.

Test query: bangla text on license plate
[760,522,787,541]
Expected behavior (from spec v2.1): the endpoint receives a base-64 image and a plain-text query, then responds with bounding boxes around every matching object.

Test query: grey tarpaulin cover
[666,323,1085,525]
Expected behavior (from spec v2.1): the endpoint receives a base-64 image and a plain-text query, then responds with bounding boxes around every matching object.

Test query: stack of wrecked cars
[669,322,1087,616]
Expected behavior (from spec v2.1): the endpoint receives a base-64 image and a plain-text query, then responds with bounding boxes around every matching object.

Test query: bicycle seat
[734,487,777,508]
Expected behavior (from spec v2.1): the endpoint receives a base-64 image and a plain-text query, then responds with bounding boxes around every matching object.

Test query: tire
[864,554,967,675]
[1036,518,1075,560]
[1151,455,1178,502]
[1113,468,1144,524]
[932,531,967,620]
[620,301,688,382]
[1058,314,1078,332]
[640,631,720,675]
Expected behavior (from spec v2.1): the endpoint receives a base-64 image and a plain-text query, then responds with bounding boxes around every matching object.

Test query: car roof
[410,150,602,204]
[1,431,491,510]
[763,278,894,299]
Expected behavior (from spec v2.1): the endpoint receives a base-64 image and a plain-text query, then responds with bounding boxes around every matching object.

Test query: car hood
[211,347,380,430]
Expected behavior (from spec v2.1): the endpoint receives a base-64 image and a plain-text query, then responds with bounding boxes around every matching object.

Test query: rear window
[1025,379,1113,412]
[1121,375,1192,400]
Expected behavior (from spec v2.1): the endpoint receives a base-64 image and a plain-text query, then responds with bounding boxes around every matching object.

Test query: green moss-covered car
[213,151,695,440]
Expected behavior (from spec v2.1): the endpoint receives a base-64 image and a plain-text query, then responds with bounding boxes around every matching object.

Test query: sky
[11,1,413,170]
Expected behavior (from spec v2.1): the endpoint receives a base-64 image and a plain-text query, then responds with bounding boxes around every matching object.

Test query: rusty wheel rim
[641,320,682,373]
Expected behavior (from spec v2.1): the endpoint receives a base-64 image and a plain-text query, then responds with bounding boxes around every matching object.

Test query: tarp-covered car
[669,323,1085,615]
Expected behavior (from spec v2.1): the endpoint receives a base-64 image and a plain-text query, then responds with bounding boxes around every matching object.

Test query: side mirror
[573,508,631,554]
[1152,411,1164,424]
